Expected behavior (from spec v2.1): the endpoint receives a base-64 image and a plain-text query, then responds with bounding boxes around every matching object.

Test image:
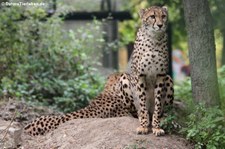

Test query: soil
[0,99,194,149]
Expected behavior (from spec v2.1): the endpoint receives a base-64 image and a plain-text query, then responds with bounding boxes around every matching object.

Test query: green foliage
[210,0,225,30]
[118,0,148,45]
[218,65,225,110]
[174,78,192,103]
[174,65,225,112]
[180,104,225,149]
[119,0,187,50]
[174,66,225,148]
[160,108,178,134]
[0,5,105,112]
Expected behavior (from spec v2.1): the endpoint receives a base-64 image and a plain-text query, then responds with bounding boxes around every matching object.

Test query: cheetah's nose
[157,24,163,28]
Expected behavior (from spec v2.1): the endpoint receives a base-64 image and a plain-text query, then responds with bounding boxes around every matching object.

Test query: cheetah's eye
[162,15,166,19]
[150,15,155,19]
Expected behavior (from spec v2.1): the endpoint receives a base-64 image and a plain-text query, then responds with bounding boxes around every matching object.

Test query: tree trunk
[182,0,220,106]
[221,29,225,66]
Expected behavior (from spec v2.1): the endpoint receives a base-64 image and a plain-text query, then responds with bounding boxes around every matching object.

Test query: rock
[0,120,22,149]
[21,117,193,149]
[0,99,193,148]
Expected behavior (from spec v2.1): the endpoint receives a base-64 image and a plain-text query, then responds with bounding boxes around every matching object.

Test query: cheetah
[119,6,174,136]
[24,6,174,137]
[24,73,137,136]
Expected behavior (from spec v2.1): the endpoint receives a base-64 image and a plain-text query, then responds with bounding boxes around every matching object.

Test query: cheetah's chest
[135,43,168,76]
[143,51,167,74]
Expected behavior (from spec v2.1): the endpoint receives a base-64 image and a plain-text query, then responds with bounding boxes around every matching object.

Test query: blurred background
[0,1,225,148]
[0,0,224,109]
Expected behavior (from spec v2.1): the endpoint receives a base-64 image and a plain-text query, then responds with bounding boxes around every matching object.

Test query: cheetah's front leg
[152,75,166,136]
[136,76,150,134]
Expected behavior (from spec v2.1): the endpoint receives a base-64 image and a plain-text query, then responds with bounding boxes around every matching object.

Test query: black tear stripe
[152,11,156,28]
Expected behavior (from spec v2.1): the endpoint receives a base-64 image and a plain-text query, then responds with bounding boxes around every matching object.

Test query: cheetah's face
[139,6,168,33]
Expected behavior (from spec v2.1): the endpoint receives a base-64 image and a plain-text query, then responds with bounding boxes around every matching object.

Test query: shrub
[218,65,225,111]
[174,66,225,148]
[174,77,192,107]
[0,5,105,112]
[180,104,225,149]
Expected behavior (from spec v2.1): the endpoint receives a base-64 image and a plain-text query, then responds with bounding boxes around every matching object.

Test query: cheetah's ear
[162,6,168,12]
[139,9,146,18]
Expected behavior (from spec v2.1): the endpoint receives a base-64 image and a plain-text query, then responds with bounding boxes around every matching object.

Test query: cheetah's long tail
[24,103,102,136]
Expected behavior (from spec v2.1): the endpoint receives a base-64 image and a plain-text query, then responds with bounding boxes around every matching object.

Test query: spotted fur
[24,73,136,136]
[129,6,173,136]
[24,6,174,137]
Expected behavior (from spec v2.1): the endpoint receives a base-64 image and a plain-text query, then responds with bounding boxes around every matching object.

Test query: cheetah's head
[139,6,168,33]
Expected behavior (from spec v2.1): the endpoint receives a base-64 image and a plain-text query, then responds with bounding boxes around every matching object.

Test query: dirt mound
[0,99,59,148]
[22,117,193,149]
[0,99,193,149]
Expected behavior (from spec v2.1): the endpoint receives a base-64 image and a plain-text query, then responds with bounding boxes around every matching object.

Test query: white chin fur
[149,27,165,33]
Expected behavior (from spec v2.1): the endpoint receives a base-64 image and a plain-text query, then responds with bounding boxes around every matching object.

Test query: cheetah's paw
[152,128,165,136]
[136,126,149,135]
